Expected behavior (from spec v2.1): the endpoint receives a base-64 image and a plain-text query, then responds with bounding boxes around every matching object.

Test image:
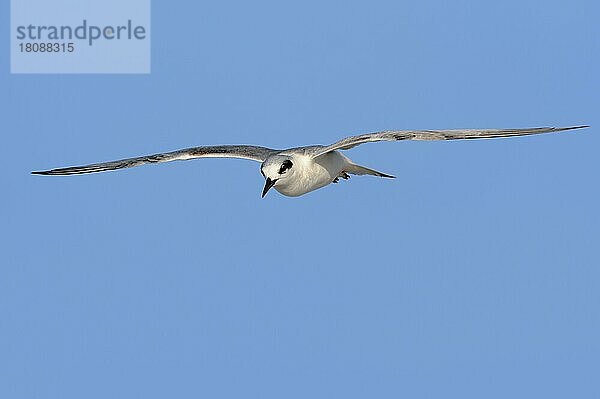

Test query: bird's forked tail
[345,163,395,178]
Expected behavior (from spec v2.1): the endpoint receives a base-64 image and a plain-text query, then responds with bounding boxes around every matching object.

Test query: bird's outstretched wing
[32,145,277,175]
[312,125,588,158]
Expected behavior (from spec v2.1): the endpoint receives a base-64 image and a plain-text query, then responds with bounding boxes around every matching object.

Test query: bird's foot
[333,172,350,184]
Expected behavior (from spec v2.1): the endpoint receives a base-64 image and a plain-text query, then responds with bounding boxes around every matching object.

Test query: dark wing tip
[31,168,91,175]
[563,125,590,130]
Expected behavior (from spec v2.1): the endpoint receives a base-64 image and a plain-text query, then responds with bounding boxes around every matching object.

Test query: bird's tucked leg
[332,171,351,184]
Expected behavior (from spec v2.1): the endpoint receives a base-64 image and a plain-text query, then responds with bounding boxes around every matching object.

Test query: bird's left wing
[32,145,277,175]
[311,125,588,158]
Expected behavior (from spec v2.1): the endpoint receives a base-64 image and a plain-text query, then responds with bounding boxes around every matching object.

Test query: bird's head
[260,155,295,197]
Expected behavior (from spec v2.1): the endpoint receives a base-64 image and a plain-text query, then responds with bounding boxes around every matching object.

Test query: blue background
[2,1,599,398]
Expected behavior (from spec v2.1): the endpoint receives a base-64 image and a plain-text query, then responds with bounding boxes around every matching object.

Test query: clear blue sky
[2,1,599,398]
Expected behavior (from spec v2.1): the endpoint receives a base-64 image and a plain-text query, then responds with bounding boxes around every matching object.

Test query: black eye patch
[278,160,293,174]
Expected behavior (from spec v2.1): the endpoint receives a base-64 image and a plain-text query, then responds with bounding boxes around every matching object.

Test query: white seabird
[32,125,588,197]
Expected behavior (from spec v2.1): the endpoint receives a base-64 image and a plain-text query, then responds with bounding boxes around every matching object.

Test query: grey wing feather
[32,145,276,175]
[312,125,588,158]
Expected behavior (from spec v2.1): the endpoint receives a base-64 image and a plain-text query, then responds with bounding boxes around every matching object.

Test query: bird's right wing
[32,145,277,175]
[311,126,588,158]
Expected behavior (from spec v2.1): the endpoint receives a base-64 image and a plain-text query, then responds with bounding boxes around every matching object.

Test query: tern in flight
[33,125,588,197]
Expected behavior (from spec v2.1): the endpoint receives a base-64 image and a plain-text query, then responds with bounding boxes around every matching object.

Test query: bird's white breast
[274,151,349,197]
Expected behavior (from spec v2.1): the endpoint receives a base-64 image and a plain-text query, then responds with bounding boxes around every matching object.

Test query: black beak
[261,178,277,198]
